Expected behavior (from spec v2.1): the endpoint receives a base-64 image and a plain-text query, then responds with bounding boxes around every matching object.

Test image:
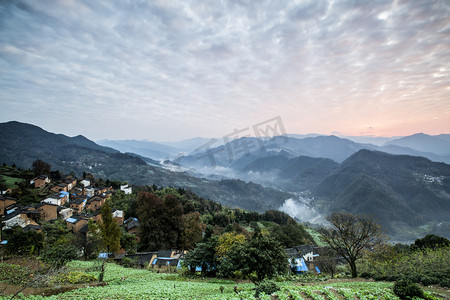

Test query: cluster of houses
[1,174,139,241]
[1,173,326,275]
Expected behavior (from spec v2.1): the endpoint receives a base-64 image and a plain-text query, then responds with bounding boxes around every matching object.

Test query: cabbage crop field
[0,261,447,299]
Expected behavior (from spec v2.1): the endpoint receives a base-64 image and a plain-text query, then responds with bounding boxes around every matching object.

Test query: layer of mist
[278,197,327,225]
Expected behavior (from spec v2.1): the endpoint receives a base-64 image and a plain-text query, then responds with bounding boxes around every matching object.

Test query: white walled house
[59,207,73,220]
[120,184,132,195]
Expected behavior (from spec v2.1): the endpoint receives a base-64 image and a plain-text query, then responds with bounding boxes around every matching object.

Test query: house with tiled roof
[0,197,16,216]
[70,196,88,213]
[66,215,89,233]
[31,175,50,189]
[2,208,37,230]
[86,196,105,212]
[51,183,68,193]
[36,202,59,221]
[42,191,69,206]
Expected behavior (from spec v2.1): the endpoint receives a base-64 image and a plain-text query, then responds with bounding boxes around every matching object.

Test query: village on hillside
[0,164,323,274]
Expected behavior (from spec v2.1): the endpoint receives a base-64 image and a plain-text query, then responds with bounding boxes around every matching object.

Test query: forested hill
[314,149,450,240]
[0,121,292,212]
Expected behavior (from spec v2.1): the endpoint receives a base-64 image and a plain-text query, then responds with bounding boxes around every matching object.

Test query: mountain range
[0,121,290,212]
[1,121,449,240]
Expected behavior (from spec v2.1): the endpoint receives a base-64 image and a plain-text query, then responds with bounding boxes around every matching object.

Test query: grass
[1,261,448,299]
[0,174,24,189]
[305,227,327,246]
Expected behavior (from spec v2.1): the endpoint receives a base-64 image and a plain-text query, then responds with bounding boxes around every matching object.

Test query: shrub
[254,279,280,297]
[440,277,450,288]
[51,271,97,285]
[41,244,79,268]
[120,257,136,268]
[0,263,32,285]
[393,279,424,300]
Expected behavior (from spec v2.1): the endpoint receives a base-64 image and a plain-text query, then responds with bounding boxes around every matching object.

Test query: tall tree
[137,191,165,250]
[136,191,184,250]
[32,159,51,176]
[228,234,288,282]
[320,212,385,278]
[180,212,205,250]
[99,201,121,254]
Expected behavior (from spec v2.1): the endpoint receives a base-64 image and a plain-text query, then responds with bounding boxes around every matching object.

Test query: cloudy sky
[0,0,449,141]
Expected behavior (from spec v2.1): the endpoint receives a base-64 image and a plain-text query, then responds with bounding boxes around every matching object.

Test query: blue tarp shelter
[291,258,309,274]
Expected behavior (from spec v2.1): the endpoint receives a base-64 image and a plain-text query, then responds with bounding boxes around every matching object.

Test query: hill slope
[314,150,450,240]
[0,121,291,212]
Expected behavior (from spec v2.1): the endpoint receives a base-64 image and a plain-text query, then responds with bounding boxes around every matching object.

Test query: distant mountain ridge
[383,133,450,156]
[0,121,291,212]
[97,139,182,160]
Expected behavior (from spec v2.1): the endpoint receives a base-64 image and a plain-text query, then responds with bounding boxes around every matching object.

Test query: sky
[0,0,449,142]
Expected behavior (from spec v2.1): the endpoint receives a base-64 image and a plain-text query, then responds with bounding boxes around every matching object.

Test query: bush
[393,279,424,300]
[41,244,79,268]
[120,257,136,268]
[440,277,450,288]
[51,271,97,285]
[254,279,280,297]
[0,263,32,285]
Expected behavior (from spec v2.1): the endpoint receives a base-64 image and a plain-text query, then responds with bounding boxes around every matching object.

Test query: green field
[1,261,446,300]
[0,174,24,189]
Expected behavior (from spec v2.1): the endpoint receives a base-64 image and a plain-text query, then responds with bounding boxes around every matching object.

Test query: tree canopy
[99,201,121,254]
[32,159,51,176]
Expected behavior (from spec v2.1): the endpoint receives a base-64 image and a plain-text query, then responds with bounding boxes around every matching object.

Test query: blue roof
[315,266,321,273]
[98,253,111,258]
[0,240,7,245]
[60,191,69,196]
[291,258,309,272]
[66,217,77,223]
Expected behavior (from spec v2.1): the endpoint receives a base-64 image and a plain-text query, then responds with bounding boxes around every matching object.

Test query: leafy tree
[120,228,137,254]
[4,226,44,255]
[320,212,385,278]
[227,234,288,282]
[413,234,450,251]
[270,223,311,248]
[41,244,78,268]
[136,191,184,250]
[50,170,62,181]
[216,232,246,259]
[99,201,121,254]
[110,190,136,219]
[32,159,51,176]
[262,210,296,225]
[183,236,219,277]
[43,219,73,246]
[76,220,102,260]
[180,212,205,250]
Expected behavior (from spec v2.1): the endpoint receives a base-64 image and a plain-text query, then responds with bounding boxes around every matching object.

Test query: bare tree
[32,159,51,176]
[320,212,386,278]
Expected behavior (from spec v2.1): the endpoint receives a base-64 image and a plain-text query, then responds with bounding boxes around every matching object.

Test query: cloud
[0,0,449,140]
